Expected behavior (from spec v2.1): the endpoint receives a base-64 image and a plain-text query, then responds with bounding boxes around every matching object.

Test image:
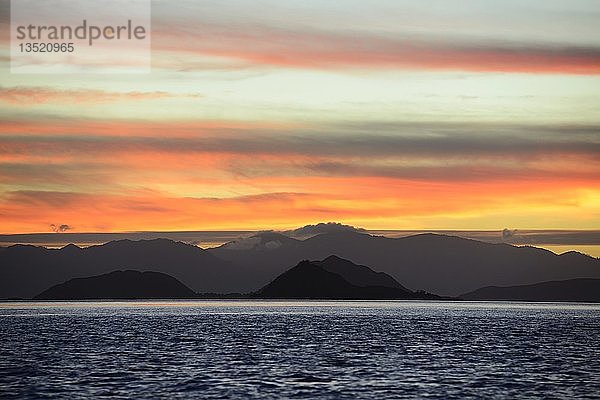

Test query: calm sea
[1,301,599,399]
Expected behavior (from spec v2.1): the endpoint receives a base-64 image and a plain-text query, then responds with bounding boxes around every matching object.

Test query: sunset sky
[1,0,599,234]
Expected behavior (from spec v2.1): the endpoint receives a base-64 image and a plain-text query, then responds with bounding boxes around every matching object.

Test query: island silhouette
[254,256,438,299]
[33,256,439,300]
[35,270,197,300]
[31,256,599,301]
[461,278,600,302]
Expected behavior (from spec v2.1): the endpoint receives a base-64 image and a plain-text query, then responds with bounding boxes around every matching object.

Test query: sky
[0,0,599,235]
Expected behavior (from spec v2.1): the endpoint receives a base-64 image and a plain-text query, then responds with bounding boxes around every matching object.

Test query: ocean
[1,300,599,399]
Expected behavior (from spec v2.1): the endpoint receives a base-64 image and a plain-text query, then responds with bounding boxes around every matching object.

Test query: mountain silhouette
[35,270,197,300]
[461,278,600,302]
[254,256,435,299]
[0,239,237,299]
[315,255,407,290]
[2,232,599,299]
[210,231,600,296]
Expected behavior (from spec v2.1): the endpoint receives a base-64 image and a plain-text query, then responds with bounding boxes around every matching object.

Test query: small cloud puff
[50,224,72,232]
[286,222,366,238]
[502,228,518,240]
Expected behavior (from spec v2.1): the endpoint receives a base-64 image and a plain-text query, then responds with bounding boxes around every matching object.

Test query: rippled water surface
[1,301,599,399]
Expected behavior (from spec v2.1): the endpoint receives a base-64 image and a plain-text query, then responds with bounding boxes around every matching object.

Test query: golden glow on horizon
[1,177,598,234]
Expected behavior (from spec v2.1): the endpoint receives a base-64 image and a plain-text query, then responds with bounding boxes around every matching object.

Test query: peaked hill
[255,256,436,299]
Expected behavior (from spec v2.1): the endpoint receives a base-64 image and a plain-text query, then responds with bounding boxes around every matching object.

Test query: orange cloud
[1,117,598,233]
[0,176,597,234]
[1,119,598,205]
[0,118,297,137]
[153,26,600,74]
[0,87,202,105]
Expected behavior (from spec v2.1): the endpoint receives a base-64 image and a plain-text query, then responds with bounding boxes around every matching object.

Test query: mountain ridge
[2,232,598,299]
[461,278,600,302]
[0,238,237,299]
[210,231,600,296]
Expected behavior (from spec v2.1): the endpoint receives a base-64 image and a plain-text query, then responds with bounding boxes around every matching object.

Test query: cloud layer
[0,1,599,234]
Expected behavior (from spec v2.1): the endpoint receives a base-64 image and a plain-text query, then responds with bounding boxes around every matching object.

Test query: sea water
[1,300,599,399]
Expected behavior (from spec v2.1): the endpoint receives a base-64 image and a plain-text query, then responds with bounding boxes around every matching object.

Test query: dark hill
[315,255,407,290]
[461,278,600,302]
[210,231,600,296]
[255,257,435,299]
[35,270,197,300]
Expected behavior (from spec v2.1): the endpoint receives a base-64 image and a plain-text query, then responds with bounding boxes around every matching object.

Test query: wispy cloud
[1,120,598,191]
[0,87,202,105]
[1,122,597,158]
[151,10,600,74]
[1,1,599,234]
[162,33,600,74]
